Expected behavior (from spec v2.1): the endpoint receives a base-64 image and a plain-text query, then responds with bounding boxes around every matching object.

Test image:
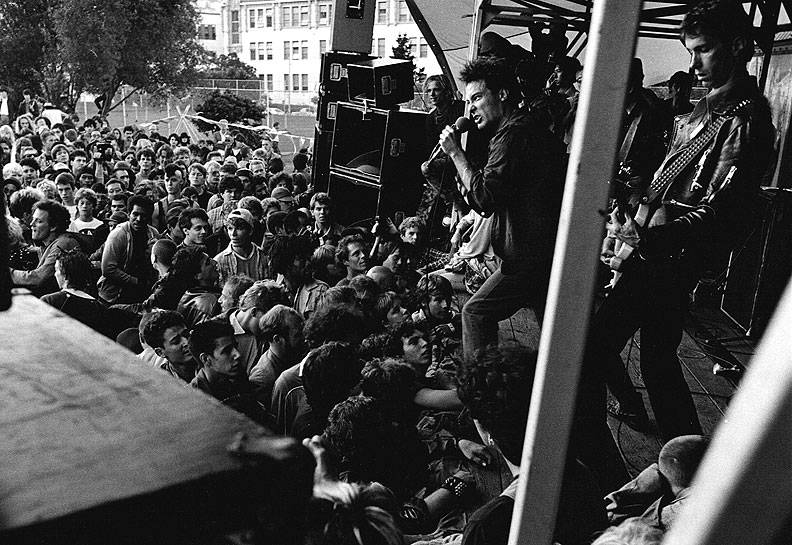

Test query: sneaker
[607,398,651,433]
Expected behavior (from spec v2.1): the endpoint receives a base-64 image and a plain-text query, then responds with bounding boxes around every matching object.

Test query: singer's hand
[439,125,462,157]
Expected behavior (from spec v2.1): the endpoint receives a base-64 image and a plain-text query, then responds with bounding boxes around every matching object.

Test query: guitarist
[577,0,775,448]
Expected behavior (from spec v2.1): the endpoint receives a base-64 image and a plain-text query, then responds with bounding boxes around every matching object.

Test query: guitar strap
[617,107,644,165]
[643,98,752,206]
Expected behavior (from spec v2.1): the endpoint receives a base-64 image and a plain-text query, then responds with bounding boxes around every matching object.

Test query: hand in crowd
[458,439,494,468]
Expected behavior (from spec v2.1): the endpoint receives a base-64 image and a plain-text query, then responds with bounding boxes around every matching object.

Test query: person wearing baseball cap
[214,208,269,285]
[271,186,294,212]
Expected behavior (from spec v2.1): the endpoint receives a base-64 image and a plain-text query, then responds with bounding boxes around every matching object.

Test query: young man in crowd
[188,162,212,210]
[208,176,243,232]
[175,246,221,328]
[105,179,126,201]
[214,208,268,285]
[70,149,89,178]
[68,187,107,242]
[309,192,344,246]
[141,310,197,383]
[152,164,185,233]
[178,207,217,256]
[248,304,305,409]
[20,158,40,187]
[334,234,369,287]
[219,280,289,374]
[136,148,156,184]
[10,200,80,296]
[98,195,159,304]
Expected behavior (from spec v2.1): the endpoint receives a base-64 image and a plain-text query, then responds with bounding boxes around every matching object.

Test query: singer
[438,56,566,360]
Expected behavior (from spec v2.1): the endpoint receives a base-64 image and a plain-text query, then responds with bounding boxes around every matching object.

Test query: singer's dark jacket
[463,106,566,274]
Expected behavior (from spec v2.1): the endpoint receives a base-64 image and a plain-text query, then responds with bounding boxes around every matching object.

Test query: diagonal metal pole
[507,1,642,543]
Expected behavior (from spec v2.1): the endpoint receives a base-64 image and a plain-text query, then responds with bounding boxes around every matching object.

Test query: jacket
[98,221,159,303]
[11,233,80,296]
[464,106,566,272]
[640,73,775,273]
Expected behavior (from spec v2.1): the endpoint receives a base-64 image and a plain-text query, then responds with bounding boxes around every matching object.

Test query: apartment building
[200,0,441,107]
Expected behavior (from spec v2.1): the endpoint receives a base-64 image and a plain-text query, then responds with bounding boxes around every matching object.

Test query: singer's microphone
[427,116,473,163]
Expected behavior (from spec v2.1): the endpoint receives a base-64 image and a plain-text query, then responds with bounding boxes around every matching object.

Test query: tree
[391,34,426,98]
[197,52,257,80]
[52,0,203,115]
[196,91,266,125]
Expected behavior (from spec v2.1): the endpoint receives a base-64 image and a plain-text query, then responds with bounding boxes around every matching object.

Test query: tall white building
[196,0,224,55]
[198,0,441,106]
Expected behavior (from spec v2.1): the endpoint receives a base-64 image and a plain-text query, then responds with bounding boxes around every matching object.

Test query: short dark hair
[110,192,128,204]
[336,234,366,264]
[33,200,70,232]
[56,250,92,290]
[359,357,416,407]
[310,192,332,210]
[178,207,209,232]
[20,158,40,171]
[71,149,88,160]
[188,319,235,363]
[680,0,754,62]
[259,304,303,342]
[415,274,453,304]
[141,310,186,349]
[460,56,520,104]
[268,234,315,275]
[302,342,363,419]
[457,343,538,464]
[292,152,309,171]
[668,70,694,91]
[54,172,75,188]
[304,305,368,348]
[127,194,154,215]
[269,171,293,193]
[172,246,206,282]
[219,175,243,193]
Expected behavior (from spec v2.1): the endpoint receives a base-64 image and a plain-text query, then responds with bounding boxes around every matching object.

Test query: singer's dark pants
[575,258,702,445]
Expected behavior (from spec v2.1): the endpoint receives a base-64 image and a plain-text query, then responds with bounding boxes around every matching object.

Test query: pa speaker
[330,0,375,54]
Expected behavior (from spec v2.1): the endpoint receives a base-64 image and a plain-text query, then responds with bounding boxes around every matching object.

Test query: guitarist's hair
[680,0,754,63]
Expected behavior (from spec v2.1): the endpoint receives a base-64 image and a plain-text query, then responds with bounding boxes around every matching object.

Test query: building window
[249,8,256,28]
[198,24,216,40]
[250,42,256,61]
[292,74,300,91]
[283,41,290,60]
[292,43,300,60]
[301,74,309,91]
[300,5,309,26]
[398,0,411,22]
[319,3,331,26]
[257,8,264,27]
[265,7,273,27]
[231,10,240,44]
[377,38,386,58]
[320,39,327,54]
[284,74,290,91]
[258,42,266,60]
[291,6,299,26]
[281,6,291,27]
[266,74,273,91]
[301,40,308,59]
[377,1,388,24]
[419,38,428,58]
[266,42,273,60]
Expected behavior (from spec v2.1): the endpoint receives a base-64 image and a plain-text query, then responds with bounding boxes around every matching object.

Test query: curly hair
[238,279,289,312]
[177,207,209,232]
[397,216,424,236]
[459,56,520,104]
[171,246,206,282]
[302,342,363,421]
[33,200,71,233]
[73,187,97,208]
[680,0,754,62]
[9,188,45,219]
[590,517,664,545]
[221,274,255,309]
[359,357,416,408]
[456,342,538,464]
[304,305,368,348]
[141,310,186,350]
[336,234,366,264]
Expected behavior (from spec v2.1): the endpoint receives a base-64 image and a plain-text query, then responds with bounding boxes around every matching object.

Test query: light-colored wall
[208,0,441,106]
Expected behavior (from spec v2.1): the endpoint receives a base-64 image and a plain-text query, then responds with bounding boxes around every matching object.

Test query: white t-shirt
[69,217,104,236]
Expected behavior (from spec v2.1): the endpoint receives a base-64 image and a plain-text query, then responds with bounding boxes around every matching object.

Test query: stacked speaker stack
[312,0,427,226]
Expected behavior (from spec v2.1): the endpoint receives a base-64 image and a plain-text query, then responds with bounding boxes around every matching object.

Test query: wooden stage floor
[449,276,752,480]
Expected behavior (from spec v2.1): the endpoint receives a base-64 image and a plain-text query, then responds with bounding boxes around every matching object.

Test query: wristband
[441,475,470,499]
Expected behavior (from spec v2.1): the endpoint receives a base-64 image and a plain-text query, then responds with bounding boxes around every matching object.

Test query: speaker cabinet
[721,188,792,337]
[330,0,375,54]
[312,125,333,193]
[317,52,376,131]
[328,101,427,225]
[347,58,415,108]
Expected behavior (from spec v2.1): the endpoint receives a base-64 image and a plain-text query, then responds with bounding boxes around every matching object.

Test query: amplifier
[317,52,376,130]
[347,58,416,108]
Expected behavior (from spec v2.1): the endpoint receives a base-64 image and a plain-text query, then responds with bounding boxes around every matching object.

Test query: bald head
[367,265,394,292]
[658,434,709,493]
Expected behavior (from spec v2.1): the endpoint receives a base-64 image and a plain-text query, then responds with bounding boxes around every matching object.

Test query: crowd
[1,0,775,543]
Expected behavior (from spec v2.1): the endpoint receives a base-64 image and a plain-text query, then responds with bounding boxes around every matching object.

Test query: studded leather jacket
[640,73,775,269]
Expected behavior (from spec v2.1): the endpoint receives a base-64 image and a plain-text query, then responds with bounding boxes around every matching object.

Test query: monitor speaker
[330,0,375,54]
